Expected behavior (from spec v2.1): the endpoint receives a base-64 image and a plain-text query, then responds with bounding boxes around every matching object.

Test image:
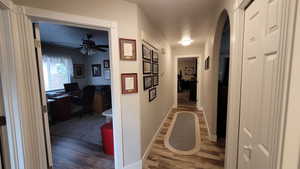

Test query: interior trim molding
[123,160,142,169]
[6,5,124,169]
[202,110,216,142]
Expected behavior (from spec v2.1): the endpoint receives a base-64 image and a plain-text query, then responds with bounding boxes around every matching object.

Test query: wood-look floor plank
[143,107,225,169]
[52,136,114,169]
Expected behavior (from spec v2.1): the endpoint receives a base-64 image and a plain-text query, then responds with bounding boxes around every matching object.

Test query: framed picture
[152,63,159,74]
[103,60,110,68]
[152,51,159,63]
[153,74,159,86]
[149,87,157,102]
[121,73,138,94]
[104,69,111,80]
[119,38,137,61]
[92,64,102,77]
[205,56,210,70]
[142,44,152,61]
[73,64,85,79]
[143,76,153,90]
[143,60,152,74]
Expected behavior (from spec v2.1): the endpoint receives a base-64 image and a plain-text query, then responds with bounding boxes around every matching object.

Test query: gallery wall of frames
[142,42,159,102]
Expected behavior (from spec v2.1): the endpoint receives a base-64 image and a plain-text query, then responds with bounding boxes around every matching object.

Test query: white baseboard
[202,110,217,142]
[197,106,204,111]
[172,103,177,108]
[142,106,173,164]
[123,160,142,169]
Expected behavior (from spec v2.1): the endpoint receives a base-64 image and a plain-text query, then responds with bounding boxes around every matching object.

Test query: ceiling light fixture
[178,38,194,46]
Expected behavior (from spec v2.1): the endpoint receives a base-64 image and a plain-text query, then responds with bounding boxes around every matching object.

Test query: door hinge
[34,39,41,48]
[0,116,6,126]
[42,105,48,114]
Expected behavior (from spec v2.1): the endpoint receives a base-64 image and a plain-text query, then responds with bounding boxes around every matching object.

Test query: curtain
[42,55,73,91]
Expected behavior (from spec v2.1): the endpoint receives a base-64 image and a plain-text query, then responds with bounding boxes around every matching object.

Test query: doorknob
[243,145,252,159]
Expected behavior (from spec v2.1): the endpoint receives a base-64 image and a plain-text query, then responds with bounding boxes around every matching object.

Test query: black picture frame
[73,64,85,79]
[142,44,152,61]
[103,60,110,68]
[152,51,159,63]
[143,60,152,74]
[143,76,153,90]
[153,74,159,86]
[152,63,159,74]
[149,87,157,102]
[92,64,101,77]
[205,56,210,70]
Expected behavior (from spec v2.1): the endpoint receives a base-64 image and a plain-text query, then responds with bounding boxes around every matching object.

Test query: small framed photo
[149,87,157,102]
[152,51,159,63]
[152,63,159,74]
[119,38,137,61]
[104,70,110,80]
[103,60,110,68]
[143,60,152,74]
[73,64,85,79]
[153,74,159,86]
[143,76,153,90]
[142,44,152,61]
[121,73,138,94]
[205,56,210,70]
[92,64,102,77]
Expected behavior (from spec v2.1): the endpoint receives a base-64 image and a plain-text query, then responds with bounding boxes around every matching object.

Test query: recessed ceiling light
[178,38,194,46]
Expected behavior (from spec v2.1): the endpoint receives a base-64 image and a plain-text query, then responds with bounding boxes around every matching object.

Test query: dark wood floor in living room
[51,136,114,169]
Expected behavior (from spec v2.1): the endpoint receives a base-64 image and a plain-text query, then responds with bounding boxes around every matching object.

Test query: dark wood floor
[51,136,114,169]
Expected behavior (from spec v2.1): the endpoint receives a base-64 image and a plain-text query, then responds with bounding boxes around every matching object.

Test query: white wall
[281,1,300,168]
[12,0,141,166]
[172,45,204,57]
[137,7,174,155]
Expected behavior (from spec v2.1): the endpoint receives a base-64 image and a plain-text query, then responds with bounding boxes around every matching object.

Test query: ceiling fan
[79,34,109,55]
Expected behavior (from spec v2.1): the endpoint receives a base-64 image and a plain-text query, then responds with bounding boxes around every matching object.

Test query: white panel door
[33,23,54,168]
[239,0,282,168]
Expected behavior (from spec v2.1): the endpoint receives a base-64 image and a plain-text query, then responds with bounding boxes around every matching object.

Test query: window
[43,55,73,91]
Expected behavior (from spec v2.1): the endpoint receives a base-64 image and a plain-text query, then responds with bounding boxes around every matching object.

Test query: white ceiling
[127,0,220,48]
[39,22,108,48]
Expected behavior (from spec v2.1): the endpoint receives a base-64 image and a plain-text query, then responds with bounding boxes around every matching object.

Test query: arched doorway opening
[212,10,231,146]
[216,16,230,144]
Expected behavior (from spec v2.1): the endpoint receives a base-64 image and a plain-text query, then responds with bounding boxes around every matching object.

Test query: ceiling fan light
[88,48,97,56]
[80,47,87,55]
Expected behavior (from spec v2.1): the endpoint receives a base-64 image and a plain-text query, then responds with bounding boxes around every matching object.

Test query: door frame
[0,1,29,169]
[225,0,299,168]
[5,6,124,169]
[173,55,201,109]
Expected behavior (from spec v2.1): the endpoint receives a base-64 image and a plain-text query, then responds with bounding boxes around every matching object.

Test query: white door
[33,23,53,168]
[0,80,5,169]
[0,75,10,169]
[239,0,282,168]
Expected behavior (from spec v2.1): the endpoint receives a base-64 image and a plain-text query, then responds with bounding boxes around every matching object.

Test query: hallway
[143,106,225,169]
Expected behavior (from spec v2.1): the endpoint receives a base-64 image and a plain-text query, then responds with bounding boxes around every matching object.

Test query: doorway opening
[216,16,230,145]
[35,22,114,169]
[177,57,198,107]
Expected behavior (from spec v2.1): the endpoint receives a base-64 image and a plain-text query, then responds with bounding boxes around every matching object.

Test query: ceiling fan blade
[96,45,109,48]
[95,48,107,52]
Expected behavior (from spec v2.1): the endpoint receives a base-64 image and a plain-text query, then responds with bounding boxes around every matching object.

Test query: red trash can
[101,122,114,155]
